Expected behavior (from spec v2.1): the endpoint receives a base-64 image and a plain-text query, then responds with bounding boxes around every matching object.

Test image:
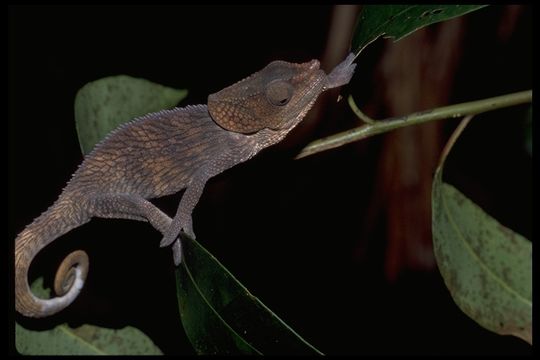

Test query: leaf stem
[438,115,474,169]
[347,94,375,124]
[295,90,532,159]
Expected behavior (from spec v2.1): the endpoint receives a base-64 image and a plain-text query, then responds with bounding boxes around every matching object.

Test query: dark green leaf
[352,5,488,54]
[176,236,323,355]
[74,75,187,155]
[431,119,532,344]
[16,278,163,355]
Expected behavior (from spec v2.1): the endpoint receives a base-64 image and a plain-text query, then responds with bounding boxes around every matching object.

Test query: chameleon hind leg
[91,194,183,265]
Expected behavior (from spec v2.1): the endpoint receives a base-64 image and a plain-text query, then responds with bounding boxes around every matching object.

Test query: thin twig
[295,90,532,159]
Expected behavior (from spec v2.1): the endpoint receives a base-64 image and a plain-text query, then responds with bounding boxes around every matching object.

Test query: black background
[9,5,532,355]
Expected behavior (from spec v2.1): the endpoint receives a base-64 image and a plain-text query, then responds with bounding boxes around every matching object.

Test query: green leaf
[176,236,323,355]
[16,278,163,355]
[352,5,488,54]
[16,323,163,355]
[74,75,187,155]
[431,119,532,344]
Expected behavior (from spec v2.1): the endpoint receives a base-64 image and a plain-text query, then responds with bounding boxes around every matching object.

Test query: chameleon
[15,52,356,318]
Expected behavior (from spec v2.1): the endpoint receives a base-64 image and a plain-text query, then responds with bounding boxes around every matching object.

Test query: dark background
[9,5,532,355]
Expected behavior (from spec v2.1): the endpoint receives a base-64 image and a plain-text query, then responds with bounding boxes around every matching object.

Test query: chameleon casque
[15,53,356,318]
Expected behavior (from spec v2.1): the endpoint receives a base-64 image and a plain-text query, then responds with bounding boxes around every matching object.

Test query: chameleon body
[15,53,356,318]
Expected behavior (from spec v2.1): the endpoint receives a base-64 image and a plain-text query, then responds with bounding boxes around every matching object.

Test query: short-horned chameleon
[15,53,356,318]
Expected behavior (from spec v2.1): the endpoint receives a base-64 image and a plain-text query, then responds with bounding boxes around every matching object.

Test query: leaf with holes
[74,75,187,155]
[352,5,488,54]
[431,119,532,344]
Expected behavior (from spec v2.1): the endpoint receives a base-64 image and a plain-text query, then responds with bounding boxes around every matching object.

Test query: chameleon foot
[160,217,195,248]
[172,239,183,266]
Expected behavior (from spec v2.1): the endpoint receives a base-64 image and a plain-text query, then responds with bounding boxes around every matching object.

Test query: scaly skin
[15,53,356,318]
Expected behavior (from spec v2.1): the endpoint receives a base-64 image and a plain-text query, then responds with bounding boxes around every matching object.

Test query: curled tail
[15,198,91,318]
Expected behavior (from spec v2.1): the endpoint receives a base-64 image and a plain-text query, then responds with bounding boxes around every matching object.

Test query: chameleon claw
[172,239,183,266]
[160,230,177,247]
[163,229,193,266]
[160,219,195,248]
[182,224,196,240]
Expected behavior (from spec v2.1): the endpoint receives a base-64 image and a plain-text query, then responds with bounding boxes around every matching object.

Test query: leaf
[431,119,532,344]
[176,236,323,355]
[16,323,163,355]
[74,75,187,155]
[16,278,163,355]
[352,5,488,54]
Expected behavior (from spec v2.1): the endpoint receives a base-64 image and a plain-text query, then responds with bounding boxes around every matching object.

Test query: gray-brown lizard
[15,53,356,318]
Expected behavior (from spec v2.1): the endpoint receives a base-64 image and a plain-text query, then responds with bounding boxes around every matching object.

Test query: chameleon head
[208,58,327,134]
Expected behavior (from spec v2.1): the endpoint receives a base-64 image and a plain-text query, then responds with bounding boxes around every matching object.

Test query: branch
[295,90,532,159]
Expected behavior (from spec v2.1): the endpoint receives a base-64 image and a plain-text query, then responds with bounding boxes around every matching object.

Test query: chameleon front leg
[160,151,245,249]
[91,194,183,265]
[159,172,208,248]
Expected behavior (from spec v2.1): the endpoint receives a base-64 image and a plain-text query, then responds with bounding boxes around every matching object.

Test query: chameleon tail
[15,198,91,318]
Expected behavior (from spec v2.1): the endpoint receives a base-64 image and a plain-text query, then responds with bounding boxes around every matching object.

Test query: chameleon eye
[265,80,293,106]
